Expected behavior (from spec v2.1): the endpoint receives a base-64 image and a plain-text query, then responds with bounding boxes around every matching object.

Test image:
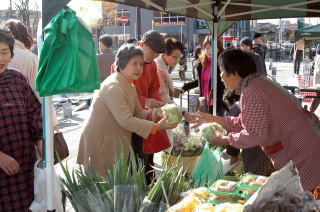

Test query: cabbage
[199,123,225,140]
[199,123,215,140]
[161,104,182,125]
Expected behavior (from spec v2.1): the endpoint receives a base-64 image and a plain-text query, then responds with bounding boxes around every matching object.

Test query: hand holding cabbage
[161,104,182,125]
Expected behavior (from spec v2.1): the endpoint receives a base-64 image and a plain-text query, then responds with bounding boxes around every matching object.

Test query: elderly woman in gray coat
[77,44,177,177]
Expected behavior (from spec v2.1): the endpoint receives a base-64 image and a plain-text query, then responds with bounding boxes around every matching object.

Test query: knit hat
[142,30,166,53]
[253,32,264,39]
[240,37,253,48]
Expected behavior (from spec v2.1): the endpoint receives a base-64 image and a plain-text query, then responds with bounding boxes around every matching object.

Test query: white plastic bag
[29,158,63,212]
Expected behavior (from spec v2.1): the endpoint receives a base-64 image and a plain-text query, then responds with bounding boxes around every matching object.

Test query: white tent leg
[212,6,218,116]
[44,96,55,211]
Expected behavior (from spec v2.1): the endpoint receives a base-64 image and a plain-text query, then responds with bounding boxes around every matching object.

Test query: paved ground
[54,60,319,211]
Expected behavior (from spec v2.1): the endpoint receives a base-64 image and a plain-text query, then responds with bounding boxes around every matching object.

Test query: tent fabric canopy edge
[42,0,320,30]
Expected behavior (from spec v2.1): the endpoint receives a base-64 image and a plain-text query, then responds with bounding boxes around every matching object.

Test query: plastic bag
[71,185,109,212]
[114,184,134,212]
[191,143,224,187]
[36,7,100,96]
[100,189,114,211]
[29,159,63,212]
[139,198,159,212]
[158,201,168,212]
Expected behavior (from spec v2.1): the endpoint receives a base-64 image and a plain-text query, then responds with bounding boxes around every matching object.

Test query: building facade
[101,4,211,53]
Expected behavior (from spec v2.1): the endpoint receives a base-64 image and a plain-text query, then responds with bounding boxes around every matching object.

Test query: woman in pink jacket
[187,49,320,191]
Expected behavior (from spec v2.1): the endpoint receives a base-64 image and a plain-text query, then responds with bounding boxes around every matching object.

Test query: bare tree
[92,2,118,42]
[14,0,30,31]
[13,0,40,37]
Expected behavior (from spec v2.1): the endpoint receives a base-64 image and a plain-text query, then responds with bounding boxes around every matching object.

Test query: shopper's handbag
[53,128,69,164]
[142,110,171,154]
[143,130,171,154]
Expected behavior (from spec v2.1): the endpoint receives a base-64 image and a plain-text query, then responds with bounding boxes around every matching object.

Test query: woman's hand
[157,116,178,131]
[184,112,215,128]
[184,113,207,128]
[155,109,163,120]
[36,140,43,158]
[0,151,20,176]
[184,112,226,128]
[207,135,230,146]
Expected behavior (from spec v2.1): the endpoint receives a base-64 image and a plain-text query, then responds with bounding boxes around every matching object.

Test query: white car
[266,41,274,48]
[282,43,293,51]
[271,42,281,49]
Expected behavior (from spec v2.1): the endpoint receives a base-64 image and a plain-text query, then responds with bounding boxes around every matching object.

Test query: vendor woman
[77,44,177,177]
[187,49,320,191]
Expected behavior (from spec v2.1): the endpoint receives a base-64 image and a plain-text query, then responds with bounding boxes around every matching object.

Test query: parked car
[282,43,293,51]
[271,42,281,49]
[266,41,274,48]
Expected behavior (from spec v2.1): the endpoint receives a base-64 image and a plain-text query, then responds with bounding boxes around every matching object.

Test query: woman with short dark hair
[155,37,184,103]
[77,44,177,177]
[187,49,320,191]
[0,28,42,211]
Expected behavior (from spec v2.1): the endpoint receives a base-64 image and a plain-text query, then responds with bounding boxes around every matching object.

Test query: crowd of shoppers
[0,27,42,211]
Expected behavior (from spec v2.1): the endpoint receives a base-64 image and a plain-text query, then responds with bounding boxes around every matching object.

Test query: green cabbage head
[199,123,215,140]
[199,123,225,140]
[161,104,182,124]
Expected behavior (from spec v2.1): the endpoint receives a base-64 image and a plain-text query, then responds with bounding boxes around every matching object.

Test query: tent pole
[44,96,55,211]
[212,5,218,116]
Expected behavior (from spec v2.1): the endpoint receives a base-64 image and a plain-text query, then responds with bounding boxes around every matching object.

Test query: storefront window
[196,19,208,29]
[153,11,185,25]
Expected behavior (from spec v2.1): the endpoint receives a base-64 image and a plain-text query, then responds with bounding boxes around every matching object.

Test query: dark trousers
[294,53,303,75]
[131,133,154,185]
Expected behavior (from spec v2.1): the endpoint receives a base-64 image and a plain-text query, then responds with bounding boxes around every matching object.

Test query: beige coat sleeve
[133,99,149,120]
[104,85,154,139]
[157,70,174,104]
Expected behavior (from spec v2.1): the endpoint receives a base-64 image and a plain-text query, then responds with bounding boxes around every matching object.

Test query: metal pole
[180,24,183,42]
[212,6,218,116]
[40,1,56,210]
[43,97,55,211]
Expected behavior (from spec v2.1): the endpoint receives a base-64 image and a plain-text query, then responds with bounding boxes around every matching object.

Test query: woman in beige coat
[77,44,176,177]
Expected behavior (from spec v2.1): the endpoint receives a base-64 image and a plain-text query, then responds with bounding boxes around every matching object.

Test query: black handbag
[53,128,69,164]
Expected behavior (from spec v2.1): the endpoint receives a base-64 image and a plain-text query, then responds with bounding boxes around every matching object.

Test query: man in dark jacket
[240,37,267,76]
[252,32,267,61]
[97,34,115,82]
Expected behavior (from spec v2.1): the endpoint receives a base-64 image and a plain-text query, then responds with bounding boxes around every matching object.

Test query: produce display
[207,180,239,204]
[182,187,211,202]
[214,202,244,212]
[166,195,201,212]
[161,104,182,125]
[193,203,215,212]
[240,174,267,187]
[168,124,205,157]
[254,192,320,212]
[209,180,238,195]
[199,123,225,140]
[238,174,268,197]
